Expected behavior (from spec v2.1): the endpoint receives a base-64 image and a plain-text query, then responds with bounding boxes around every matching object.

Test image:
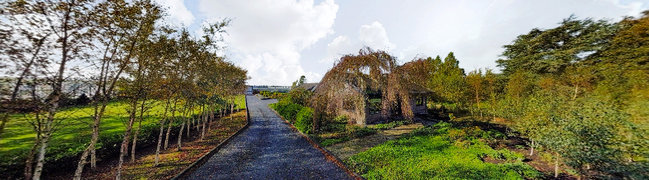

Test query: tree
[497,16,617,75]
[466,69,484,117]
[292,75,306,88]
[0,0,54,143]
[484,69,499,120]
[73,1,163,178]
[114,2,162,178]
[4,1,100,179]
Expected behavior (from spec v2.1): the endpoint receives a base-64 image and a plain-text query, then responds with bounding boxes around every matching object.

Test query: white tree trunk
[116,101,138,180]
[32,133,50,180]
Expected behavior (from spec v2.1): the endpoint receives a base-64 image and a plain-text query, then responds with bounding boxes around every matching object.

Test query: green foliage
[319,137,349,147]
[287,87,312,106]
[295,107,313,134]
[371,120,406,130]
[260,91,286,99]
[270,99,303,123]
[346,122,541,179]
[270,100,313,134]
[428,52,467,104]
[319,115,348,133]
[346,125,377,138]
[497,16,617,75]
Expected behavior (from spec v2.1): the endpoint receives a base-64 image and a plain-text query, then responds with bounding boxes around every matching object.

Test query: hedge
[295,107,313,134]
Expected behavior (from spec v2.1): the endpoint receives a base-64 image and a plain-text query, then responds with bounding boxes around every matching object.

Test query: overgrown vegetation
[270,77,379,146]
[259,91,286,99]
[346,122,541,179]
[313,13,649,179]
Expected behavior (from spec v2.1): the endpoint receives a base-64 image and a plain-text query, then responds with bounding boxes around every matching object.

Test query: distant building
[247,85,291,94]
[294,83,318,92]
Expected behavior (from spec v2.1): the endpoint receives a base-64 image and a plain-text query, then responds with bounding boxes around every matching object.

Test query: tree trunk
[72,144,92,180]
[208,108,214,130]
[164,100,177,150]
[131,100,146,162]
[0,114,9,142]
[154,99,171,166]
[554,156,560,178]
[177,117,186,151]
[24,135,41,180]
[230,103,234,120]
[201,108,207,140]
[1,35,48,140]
[573,85,579,100]
[186,117,190,137]
[33,79,64,180]
[32,133,51,180]
[195,115,199,133]
[529,139,534,156]
[116,100,138,180]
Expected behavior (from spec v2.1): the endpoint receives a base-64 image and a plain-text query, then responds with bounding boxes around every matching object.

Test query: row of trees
[422,15,648,178]
[0,0,247,179]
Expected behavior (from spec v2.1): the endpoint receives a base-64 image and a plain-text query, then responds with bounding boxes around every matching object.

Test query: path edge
[171,95,251,180]
[268,104,364,180]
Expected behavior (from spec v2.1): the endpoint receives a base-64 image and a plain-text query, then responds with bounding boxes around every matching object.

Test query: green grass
[346,122,541,180]
[0,95,246,167]
[370,120,407,130]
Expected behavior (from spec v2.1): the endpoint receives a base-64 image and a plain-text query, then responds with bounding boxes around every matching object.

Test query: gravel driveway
[186,95,351,180]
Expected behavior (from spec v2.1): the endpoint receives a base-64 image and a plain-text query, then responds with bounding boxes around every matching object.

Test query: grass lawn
[0,95,246,168]
[345,122,541,180]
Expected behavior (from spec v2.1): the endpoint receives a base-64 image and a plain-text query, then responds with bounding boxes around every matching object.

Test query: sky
[155,0,649,86]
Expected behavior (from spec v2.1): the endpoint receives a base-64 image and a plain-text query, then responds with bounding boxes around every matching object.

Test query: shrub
[372,120,406,130]
[333,115,348,123]
[271,100,303,122]
[320,137,349,146]
[287,87,312,106]
[346,124,541,180]
[320,115,348,133]
[295,107,313,134]
[347,125,377,138]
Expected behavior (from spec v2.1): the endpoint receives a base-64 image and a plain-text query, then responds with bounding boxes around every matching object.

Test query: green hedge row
[270,100,313,134]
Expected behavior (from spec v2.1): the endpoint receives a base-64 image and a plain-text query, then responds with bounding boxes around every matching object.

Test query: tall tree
[497,16,617,75]
[114,2,162,179]
[73,1,162,178]
[4,1,101,179]
[466,69,484,117]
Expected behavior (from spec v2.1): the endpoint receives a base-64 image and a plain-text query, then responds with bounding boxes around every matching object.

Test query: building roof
[295,83,319,91]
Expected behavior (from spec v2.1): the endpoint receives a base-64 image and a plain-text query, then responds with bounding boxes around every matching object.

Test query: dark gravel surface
[186,95,352,180]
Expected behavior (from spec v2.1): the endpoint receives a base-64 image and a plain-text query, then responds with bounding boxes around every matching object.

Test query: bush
[346,122,541,179]
[287,87,312,106]
[271,100,304,122]
[372,120,406,130]
[295,107,313,134]
[320,137,349,146]
[347,125,377,138]
[260,90,286,99]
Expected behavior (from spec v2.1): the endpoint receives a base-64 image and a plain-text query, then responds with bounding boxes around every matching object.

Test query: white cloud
[155,0,194,26]
[189,0,646,85]
[198,0,338,85]
[359,21,395,51]
[320,35,355,64]
[605,0,645,16]
[319,21,396,65]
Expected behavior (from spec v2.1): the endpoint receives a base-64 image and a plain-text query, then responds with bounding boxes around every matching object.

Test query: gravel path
[186,95,351,180]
